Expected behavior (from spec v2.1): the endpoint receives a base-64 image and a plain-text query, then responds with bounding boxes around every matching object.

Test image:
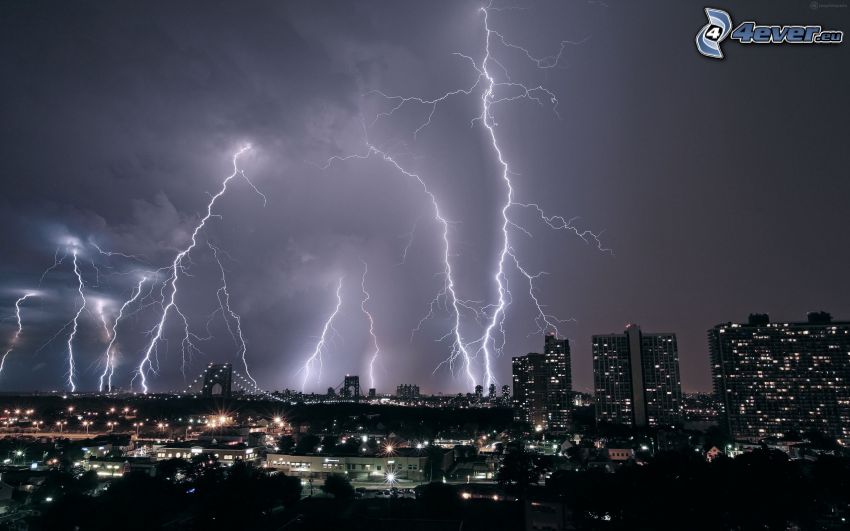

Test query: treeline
[506,446,850,530]
[26,457,301,531]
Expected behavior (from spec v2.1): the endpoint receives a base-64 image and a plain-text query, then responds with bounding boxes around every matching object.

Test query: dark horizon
[1,0,848,395]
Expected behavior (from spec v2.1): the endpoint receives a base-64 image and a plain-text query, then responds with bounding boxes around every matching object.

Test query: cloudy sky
[1,0,848,394]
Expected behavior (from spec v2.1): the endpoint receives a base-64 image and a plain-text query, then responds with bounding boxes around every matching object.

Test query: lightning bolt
[208,242,255,386]
[397,216,420,266]
[98,276,146,392]
[95,300,112,342]
[0,293,35,377]
[66,250,87,392]
[324,146,477,390]
[300,277,344,392]
[135,145,263,393]
[39,247,68,285]
[345,3,609,389]
[359,261,381,390]
[89,240,145,262]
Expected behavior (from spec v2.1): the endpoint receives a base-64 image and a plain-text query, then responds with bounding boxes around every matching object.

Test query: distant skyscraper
[474,385,484,400]
[488,383,496,400]
[368,388,376,398]
[512,334,572,432]
[201,363,232,398]
[593,324,682,427]
[709,312,850,440]
[396,384,420,399]
[544,334,571,431]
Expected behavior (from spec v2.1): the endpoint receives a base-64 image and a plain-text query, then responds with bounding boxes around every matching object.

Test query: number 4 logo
[696,8,733,59]
[705,25,723,41]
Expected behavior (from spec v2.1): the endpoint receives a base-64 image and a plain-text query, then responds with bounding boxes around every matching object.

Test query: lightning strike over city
[65,250,87,392]
[0,293,35,377]
[329,2,609,390]
[360,261,381,390]
[98,276,146,393]
[300,277,344,392]
[1,0,847,526]
[135,144,263,393]
[209,241,255,386]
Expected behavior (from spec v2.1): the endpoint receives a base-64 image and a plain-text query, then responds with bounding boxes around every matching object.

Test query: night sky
[1,0,848,394]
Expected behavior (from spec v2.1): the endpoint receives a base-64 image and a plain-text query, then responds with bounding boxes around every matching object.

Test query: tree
[295,433,321,454]
[269,473,303,506]
[417,482,459,515]
[424,445,447,481]
[156,457,190,481]
[321,474,354,499]
[321,435,337,450]
[278,435,295,453]
[496,443,540,494]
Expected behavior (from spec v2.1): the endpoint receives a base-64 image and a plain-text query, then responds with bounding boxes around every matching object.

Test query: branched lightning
[344,2,609,389]
[359,261,381,390]
[95,300,112,341]
[135,145,263,393]
[0,293,35,377]
[300,277,344,392]
[89,240,146,262]
[324,145,477,389]
[98,276,146,392]
[397,216,420,266]
[39,247,68,285]
[209,242,255,386]
[66,250,87,392]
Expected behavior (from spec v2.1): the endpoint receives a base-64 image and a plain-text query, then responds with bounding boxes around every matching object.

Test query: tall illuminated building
[512,334,572,432]
[709,312,850,440]
[593,324,682,427]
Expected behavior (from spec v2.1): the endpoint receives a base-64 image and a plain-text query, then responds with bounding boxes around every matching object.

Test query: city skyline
[1,1,848,394]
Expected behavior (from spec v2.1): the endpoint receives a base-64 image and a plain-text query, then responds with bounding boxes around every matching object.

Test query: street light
[82,420,90,434]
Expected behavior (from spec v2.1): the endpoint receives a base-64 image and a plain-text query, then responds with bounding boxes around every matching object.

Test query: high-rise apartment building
[593,324,682,427]
[512,334,572,432]
[709,312,850,440]
[544,334,571,431]
[396,384,420,399]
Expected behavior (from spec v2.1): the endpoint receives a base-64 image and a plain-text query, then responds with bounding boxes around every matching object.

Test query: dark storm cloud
[1,0,848,394]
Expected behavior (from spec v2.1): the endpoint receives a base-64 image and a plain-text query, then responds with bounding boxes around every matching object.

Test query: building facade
[154,442,260,465]
[267,450,431,482]
[512,334,572,432]
[396,384,420,399]
[593,324,682,427]
[708,312,850,440]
